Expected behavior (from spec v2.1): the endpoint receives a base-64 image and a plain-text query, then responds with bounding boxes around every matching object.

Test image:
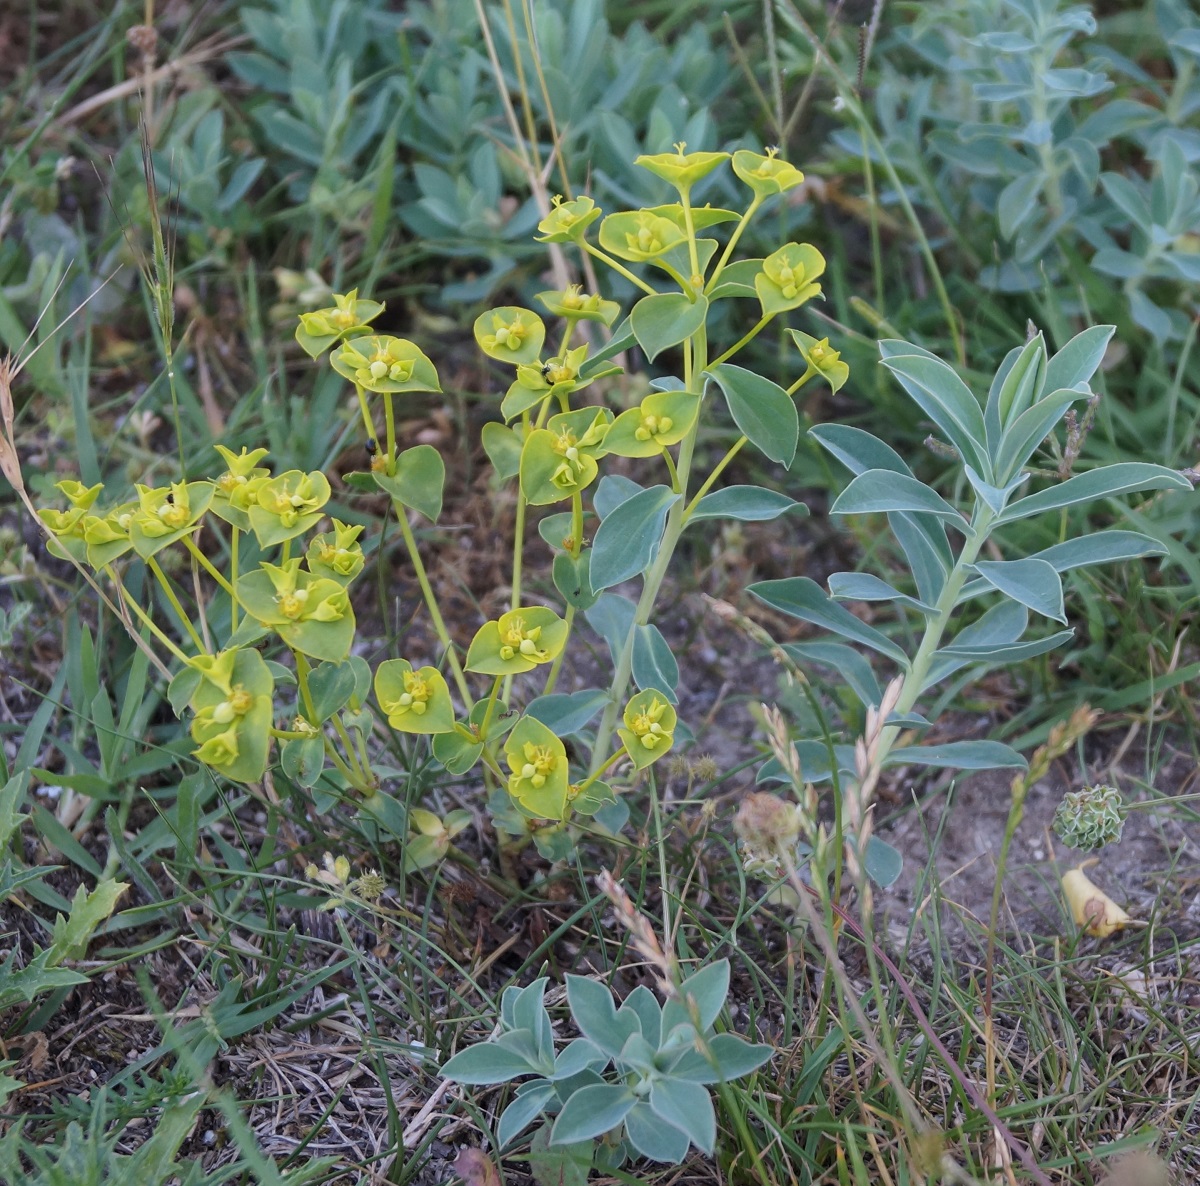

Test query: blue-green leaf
[590,485,680,590]
[633,624,678,701]
[566,976,640,1056]
[624,1100,691,1163]
[374,444,445,522]
[756,741,857,786]
[750,577,909,665]
[550,1084,636,1145]
[498,1082,557,1148]
[689,485,804,523]
[527,689,609,735]
[863,835,903,888]
[593,474,643,519]
[973,558,1066,622]
[668,1033,773,1084]
[649,1079,715,1153]
[705,363,798,466]
[631,292,708,361]
[440,1037,540,1084]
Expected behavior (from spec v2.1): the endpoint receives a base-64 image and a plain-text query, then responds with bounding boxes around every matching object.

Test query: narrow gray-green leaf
[880,351,990,476]
[689,485,804,523]
[997,463,1192,523]
[1042,325,1114,394]
[885,740,1027,771]
[827,571,936,614]
[832,469,965,527]
[1032,530,1167,572]
[939,630,1074,662]
[749,577,909,664]
[993,387,1083,484]
[785,641,882,707]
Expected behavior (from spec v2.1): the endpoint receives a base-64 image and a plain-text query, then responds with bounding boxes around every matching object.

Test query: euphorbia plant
[32,145,1191,880]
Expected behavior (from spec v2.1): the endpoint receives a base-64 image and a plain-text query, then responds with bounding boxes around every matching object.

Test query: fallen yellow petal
[1061,865,1134,938]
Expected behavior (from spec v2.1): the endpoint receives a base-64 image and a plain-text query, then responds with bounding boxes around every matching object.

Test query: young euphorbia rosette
[502,343,592,420]
[536,284,621,327]
[129,480,215,559]
[599,209,687,263]
[296,288,384,358]
[466,606,568,676]
[331,334,441,394]
[536,194,601,243]
[756,243,825,317]
[786,329,849,394]
[617,689,677,771]
[210,445,271,531]
[373,658,455,734]
[188,646,275,783]
[635,143,731,193]
[306,518,365,584]
[603,390,700,459]
[519,408,611,504]
[504,717,571,820]
[236,559,356,663]
[405,808,473,872]
[732,147,805,199]
[248,470,330,548]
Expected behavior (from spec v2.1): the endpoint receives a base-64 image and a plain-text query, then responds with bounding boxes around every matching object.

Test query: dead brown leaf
[453,1147,501,1186]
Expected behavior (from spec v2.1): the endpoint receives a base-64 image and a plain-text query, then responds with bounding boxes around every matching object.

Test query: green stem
[709,314,772,368]
[879,507,995,767]
[105,567,191,665]
[148,556,206,653]
[683,435,747,521]
[384,392,397,467]
[680,188,700,278]
[511,413,530,613]
[589,326,708,774]
[575,743,628,797]
[786,369,815,397]
[230,527,239,632]
[582,241,657,296]
[478,675,504,741]
[540,603,574,698]
[294,650,318,722]
[393,501,473,710]
[182,534,237,598]
[705,195,761,293]
[354,383,375,444]
[660,448,680,493]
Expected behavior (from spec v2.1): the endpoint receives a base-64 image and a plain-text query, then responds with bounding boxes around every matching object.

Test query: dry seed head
[595,869,678,997]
